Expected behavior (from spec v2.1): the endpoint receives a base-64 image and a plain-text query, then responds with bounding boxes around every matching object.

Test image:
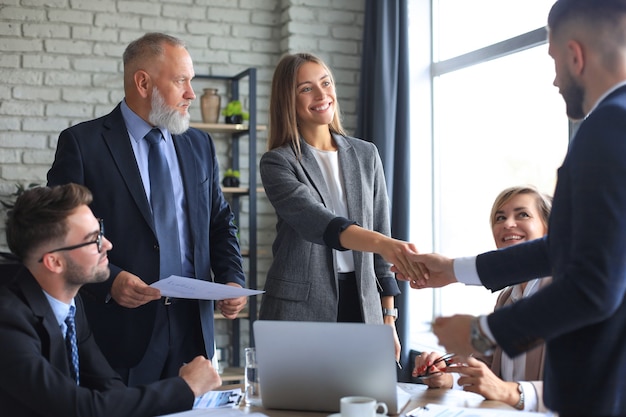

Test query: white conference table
[163,382,516,417]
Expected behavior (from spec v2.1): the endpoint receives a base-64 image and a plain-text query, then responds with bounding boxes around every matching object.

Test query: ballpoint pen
[415,352,455,379]
[403,405,428,416]
[396,360,403,370]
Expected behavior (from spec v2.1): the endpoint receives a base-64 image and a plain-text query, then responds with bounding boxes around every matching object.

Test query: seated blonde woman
[413,185,552,413]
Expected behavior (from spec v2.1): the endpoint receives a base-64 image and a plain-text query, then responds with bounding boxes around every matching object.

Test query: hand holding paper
[150,276,264,300]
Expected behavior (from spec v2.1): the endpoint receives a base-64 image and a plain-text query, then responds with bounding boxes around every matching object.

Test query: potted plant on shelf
[221,100,249,124]
[1,182,41,209]
[222,168,240,187]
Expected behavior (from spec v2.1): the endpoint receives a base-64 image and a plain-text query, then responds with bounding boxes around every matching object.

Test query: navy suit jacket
[47,104,245,367]
[476,86,626,415]
[0,268,193,417]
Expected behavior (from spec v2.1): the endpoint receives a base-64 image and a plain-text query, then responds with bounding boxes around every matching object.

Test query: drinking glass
[244,347,261,406]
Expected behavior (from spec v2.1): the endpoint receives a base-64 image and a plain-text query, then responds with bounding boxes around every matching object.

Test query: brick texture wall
[0,0,364,365]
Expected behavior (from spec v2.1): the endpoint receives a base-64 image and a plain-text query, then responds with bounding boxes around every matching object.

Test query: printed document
[406,403,553,417]
[150,275,264,300]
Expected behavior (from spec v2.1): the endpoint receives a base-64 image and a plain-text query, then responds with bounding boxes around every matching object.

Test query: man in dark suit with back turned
[47,32,247,386]
[0,183,221,417]
[399,1,626,416]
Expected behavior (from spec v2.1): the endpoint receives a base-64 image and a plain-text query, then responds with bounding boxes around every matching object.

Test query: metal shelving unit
[190,68,263,367]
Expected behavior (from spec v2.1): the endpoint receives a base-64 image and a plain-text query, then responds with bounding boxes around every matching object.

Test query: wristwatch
[514,382,525,410]
[470,317,496,355]
[382,308,398,321]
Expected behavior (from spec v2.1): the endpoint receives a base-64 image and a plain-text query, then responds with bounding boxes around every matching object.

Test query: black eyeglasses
[38,219,105,263]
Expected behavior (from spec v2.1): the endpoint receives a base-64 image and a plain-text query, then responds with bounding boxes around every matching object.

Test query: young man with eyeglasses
[0,183,221,417]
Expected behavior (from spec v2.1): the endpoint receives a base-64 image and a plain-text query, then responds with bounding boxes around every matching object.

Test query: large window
[435,0,554,60]
[408,0,569,352]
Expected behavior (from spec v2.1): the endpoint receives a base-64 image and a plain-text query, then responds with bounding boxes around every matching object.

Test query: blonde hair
[267,53,346,157]
[489,185,552,229]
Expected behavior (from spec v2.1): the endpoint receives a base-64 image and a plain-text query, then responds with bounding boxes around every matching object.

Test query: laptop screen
[253,320,404,414]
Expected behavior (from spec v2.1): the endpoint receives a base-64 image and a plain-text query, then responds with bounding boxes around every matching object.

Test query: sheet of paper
[193,388,242,409]
[150,275,264,300]
[406,403,552,417]
[158,388,267,416]
[158,408,268,416]
[396,383,413,412]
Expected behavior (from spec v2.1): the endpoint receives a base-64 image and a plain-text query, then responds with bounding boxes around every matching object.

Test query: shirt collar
[42,290,75,328]
[120,99,171,143]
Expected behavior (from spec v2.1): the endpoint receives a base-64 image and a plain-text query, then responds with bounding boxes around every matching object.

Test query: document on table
[150,275,264,300]
[405,403,553,417]
[158,408,267,417]
[157,388,267,416]
[193,387,242,409]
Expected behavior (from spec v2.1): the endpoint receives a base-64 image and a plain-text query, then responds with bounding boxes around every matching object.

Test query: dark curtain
[356,0,412,381]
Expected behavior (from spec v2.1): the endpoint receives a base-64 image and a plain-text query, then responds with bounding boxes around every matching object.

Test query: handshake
[391,252,458,290]
[389,249,487,358]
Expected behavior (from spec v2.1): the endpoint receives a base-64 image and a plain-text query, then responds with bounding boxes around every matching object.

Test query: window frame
[407,0,573,350]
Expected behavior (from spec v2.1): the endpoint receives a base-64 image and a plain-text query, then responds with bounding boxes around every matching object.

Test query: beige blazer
[487,277,552,413]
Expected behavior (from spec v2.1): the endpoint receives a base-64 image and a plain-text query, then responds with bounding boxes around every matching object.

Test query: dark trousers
[115,298,205,386]
[337,272,364,323]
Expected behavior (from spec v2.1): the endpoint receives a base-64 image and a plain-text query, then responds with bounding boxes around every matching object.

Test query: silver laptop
[253,320,405,414]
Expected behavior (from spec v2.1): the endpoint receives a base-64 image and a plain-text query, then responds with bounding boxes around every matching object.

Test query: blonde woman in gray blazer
[259,53,420,361]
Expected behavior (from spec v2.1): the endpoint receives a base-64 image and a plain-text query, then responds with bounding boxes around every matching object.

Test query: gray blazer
[259,134,400,323]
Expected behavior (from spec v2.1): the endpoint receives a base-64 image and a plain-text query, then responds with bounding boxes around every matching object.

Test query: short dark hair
[6,183,93,261]
[548,0,626,32]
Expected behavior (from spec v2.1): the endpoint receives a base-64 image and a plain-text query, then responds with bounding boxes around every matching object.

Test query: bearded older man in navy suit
[401,1,626,416]
[47,33,247,386]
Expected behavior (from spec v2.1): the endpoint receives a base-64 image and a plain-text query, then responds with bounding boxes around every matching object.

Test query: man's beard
[148,87,191,134]
[561,70,586,121]
[63,254,110,287]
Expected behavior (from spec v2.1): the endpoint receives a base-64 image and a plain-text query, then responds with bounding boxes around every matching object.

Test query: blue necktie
[144,128,183,279]
[65,305,79,385]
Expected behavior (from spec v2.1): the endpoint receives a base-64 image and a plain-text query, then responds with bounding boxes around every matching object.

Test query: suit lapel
[172,132,198,239]
[334,134,363,222]
[172,133,196,207]
[299,135,363,268]
[335,134,363,270]
[102,107,155,233]
[18,270,72,377]
[299,139,334,208]
[300,135,365,218]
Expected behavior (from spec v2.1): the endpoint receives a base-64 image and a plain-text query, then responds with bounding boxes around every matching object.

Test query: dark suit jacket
[0,268,193,417]
[476,86,626,415]
[47,103,245,367]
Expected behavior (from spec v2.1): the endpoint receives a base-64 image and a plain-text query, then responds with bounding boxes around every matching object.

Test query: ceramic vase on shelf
[200,88,221,123]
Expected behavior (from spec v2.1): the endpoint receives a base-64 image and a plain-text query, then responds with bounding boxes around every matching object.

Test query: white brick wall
[0,0,365,364]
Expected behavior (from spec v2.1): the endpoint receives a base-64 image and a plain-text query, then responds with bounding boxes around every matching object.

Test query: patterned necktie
[144,128,183,279]
[65,305,79,385]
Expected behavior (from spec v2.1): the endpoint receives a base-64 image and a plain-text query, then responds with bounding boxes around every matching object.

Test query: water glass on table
[244,347,262,406]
